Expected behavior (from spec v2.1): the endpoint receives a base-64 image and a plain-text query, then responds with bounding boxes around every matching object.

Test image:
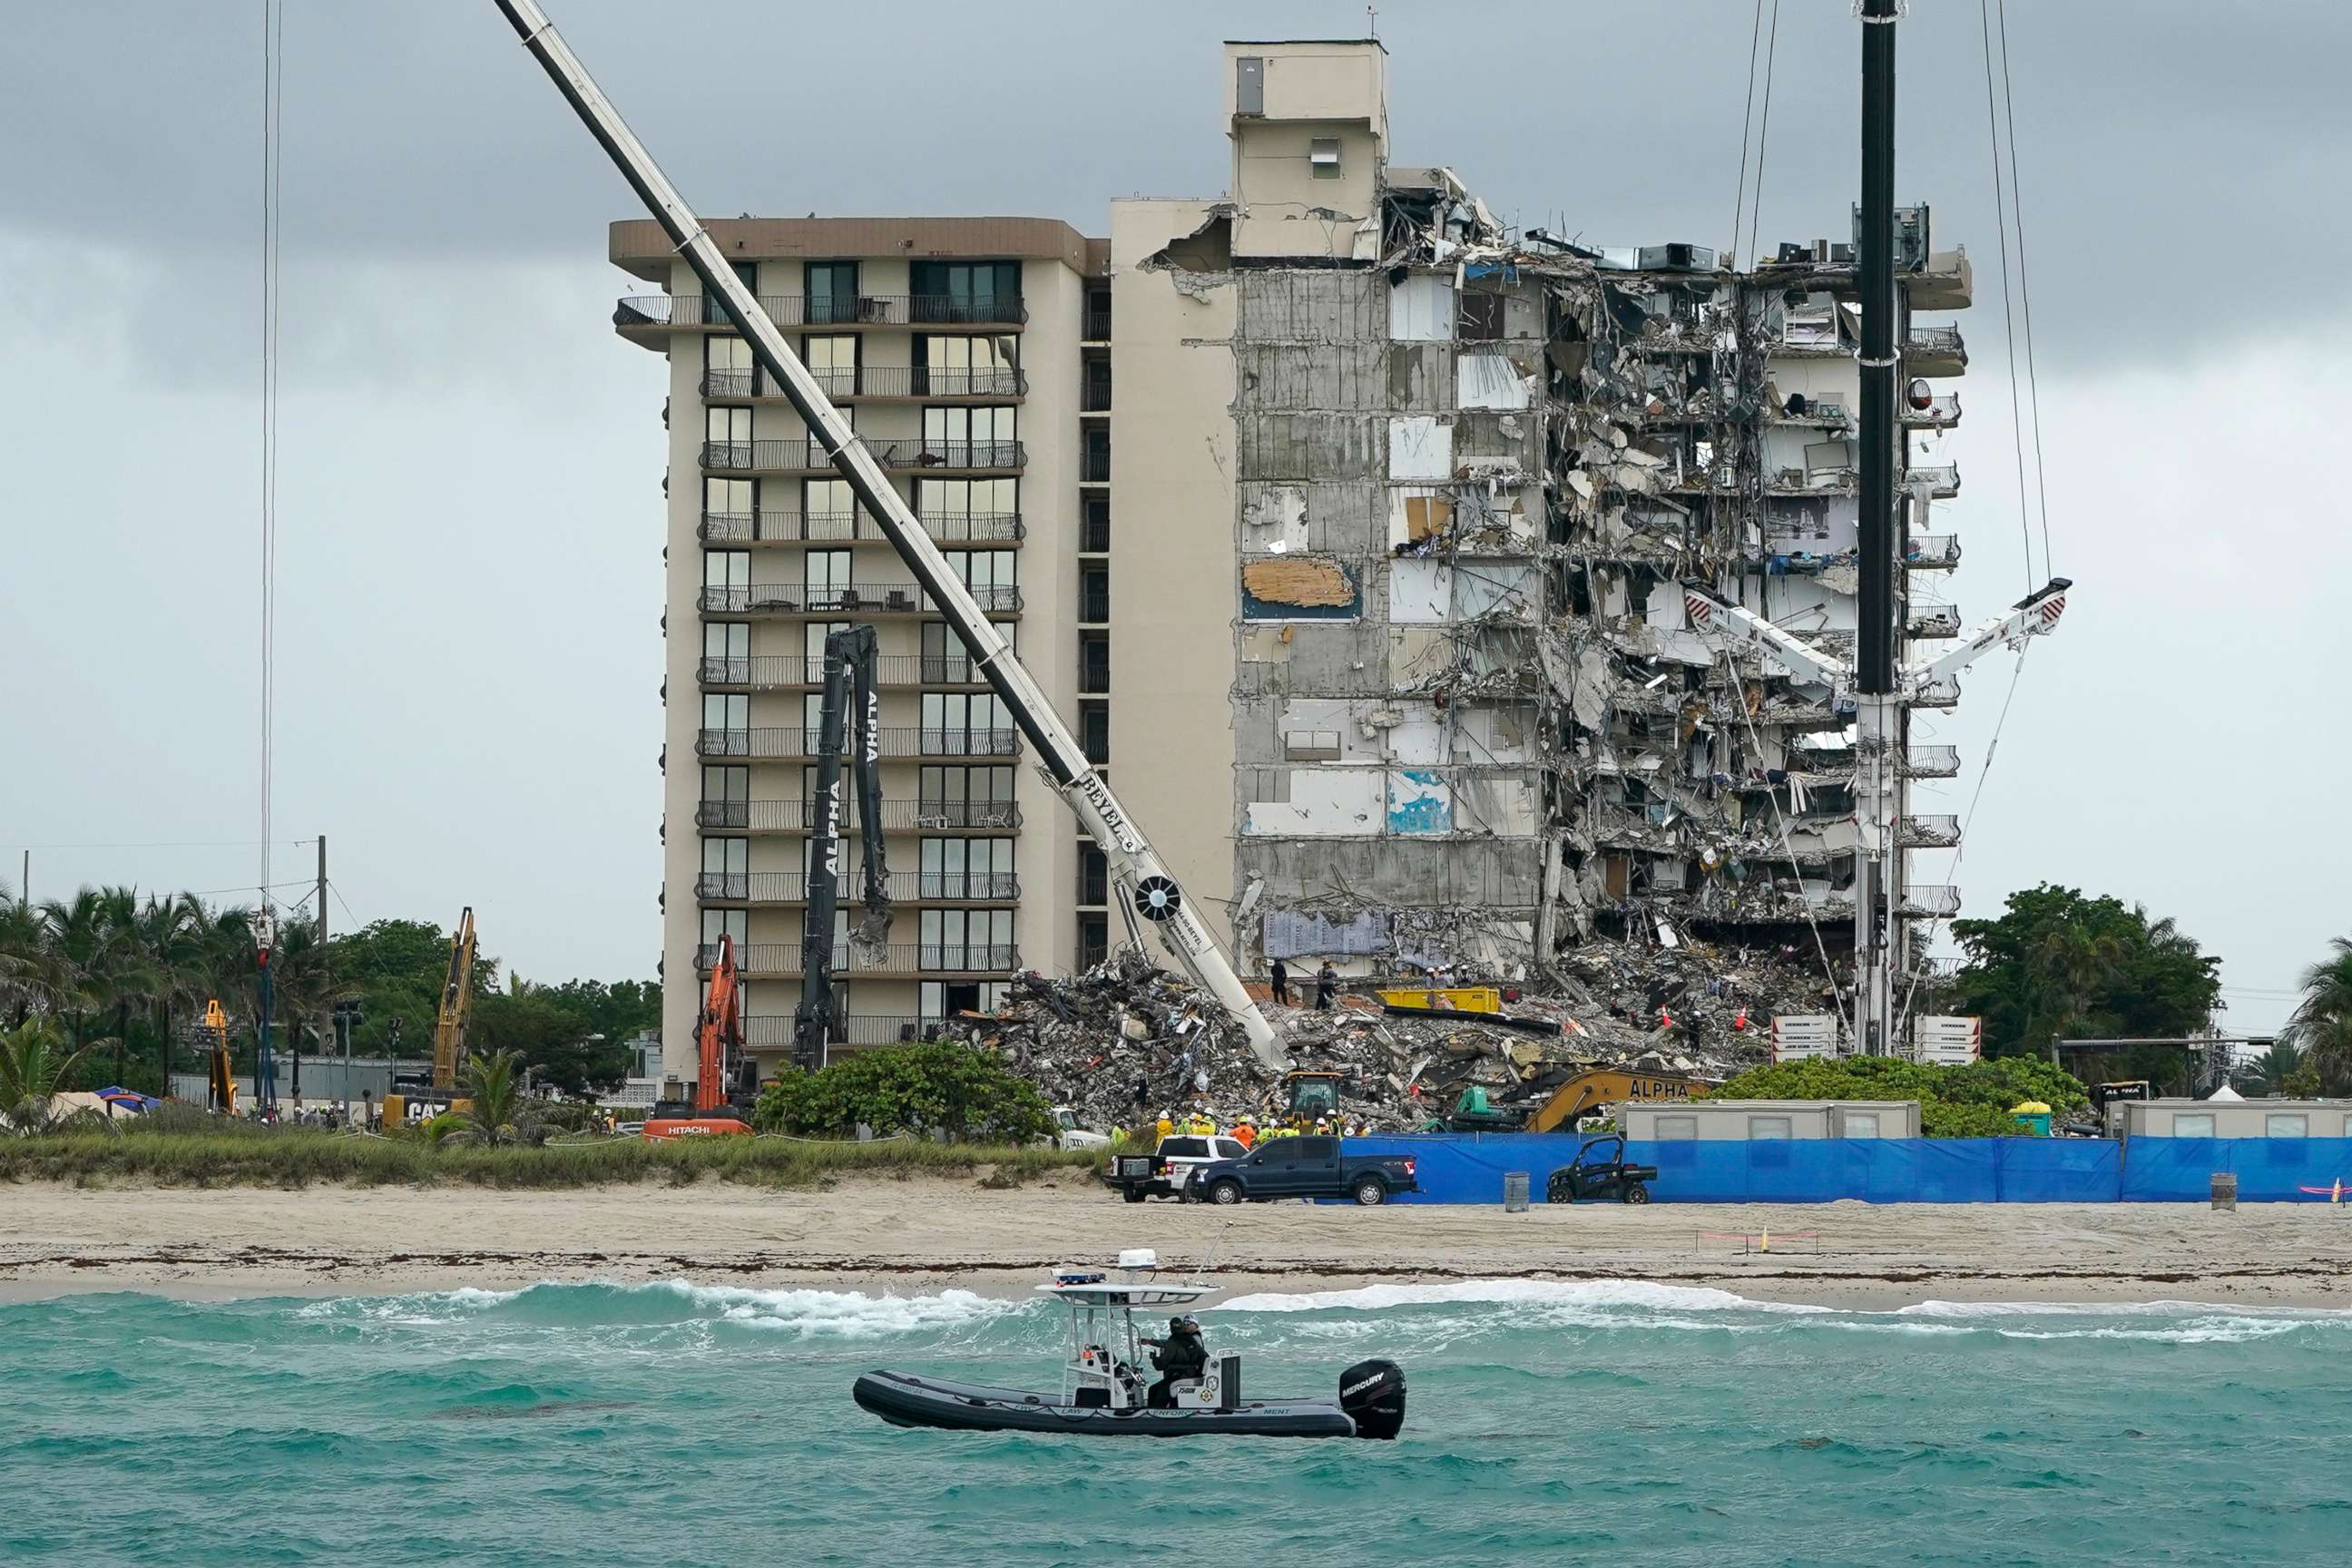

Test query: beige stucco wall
[1107,201,1240,953]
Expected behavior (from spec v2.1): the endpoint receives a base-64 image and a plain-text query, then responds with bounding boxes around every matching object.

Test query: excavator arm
[794,626,891,1070]
[431,907,476,1091]
[696,933,743,1113]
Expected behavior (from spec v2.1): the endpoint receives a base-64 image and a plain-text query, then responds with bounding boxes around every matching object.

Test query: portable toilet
[2010,1100,2052,1136]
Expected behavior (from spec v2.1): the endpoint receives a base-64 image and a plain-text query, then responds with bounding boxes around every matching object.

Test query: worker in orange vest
[1233,1119,1257,1151]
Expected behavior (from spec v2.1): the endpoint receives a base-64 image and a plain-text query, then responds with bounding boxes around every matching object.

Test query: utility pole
[1853,0,1900,1055]
[317,835,328,944]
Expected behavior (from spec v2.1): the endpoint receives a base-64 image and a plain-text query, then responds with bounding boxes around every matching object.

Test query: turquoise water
[5,1279,2349,1566]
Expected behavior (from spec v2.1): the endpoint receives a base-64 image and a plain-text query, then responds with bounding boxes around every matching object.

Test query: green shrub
[1713,1054,2087,1137]
[753,1042,1055,1142]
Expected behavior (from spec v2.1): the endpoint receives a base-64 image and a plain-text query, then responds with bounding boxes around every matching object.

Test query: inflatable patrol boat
[852,1250,1405,1440]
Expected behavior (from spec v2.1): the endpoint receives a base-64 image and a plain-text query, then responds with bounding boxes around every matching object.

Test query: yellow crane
[432,907,477,1091]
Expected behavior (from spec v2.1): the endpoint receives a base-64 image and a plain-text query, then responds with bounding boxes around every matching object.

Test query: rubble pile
[945,938,1846,1135]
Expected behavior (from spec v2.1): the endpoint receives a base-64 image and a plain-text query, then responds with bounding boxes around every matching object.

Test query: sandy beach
[7,1174,2352,1308]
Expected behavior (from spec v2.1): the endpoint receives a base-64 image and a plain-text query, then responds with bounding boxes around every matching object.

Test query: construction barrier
[1338,1134,2352,1205]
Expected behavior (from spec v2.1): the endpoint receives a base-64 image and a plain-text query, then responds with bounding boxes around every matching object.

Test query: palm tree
[0,1018,90,1134]
[2024,925,2126,1055]
[88,886,155,1085]
[2244,1037,2305,1095]
[0,898,44,1024]
[455,1049,524,1145]
[36,889,113,1058]
[136,893,209,1101]
[2284,936,2352,1088]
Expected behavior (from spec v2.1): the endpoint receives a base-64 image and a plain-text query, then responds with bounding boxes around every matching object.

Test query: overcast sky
[5,1,2345,1029]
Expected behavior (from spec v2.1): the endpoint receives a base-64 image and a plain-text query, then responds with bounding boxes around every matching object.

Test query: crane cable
[1728,0,1767,267]
[1994,0,2055,576]
[259,0,284,916]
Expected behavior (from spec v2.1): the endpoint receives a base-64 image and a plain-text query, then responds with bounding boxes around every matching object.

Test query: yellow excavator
[383,909,477,1126]
[1435,1068,1713,1133]
[201,998,235,1112]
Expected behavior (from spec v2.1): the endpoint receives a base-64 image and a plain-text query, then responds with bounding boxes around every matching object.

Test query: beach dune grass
[0,1123,1112,1191]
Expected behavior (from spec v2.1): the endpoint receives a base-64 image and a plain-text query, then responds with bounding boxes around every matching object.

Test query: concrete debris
[943,938,1843,1135]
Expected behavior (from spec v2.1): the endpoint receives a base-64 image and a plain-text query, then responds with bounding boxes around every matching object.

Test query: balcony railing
[695,799,1023,832]
[617,293,1028,328]
[1899,814,1963,848]
[695,727,1022,760]
[1079,659,1111,695]
[1081,512,1110,553]
[1906,463,1961,498]
[696,583,1023,615]
[1081,379,1113,414]
[697,653,992,688]
[1083,309,1112,340]
[1906,605,1963,638]
[1901,744,1962,778]
[1081,449,1111,483]
[1900,884,1963,917]
[1906,325,1965,354]
[699,510,1023,544]
[697,942,1018,975]
[696,870,1022,904]
[744,1014,950,1050]
[700,438,1026,473]
[1898,391,1962,426]
[700,366,1027,400]
[1904,534,1961,568]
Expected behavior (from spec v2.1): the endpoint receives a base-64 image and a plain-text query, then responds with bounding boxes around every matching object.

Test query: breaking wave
[1215,1279,1831,1315]
[296,1279,1018,1338]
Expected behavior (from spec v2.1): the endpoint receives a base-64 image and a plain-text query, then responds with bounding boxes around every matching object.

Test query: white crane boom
[1682,583,1855,692]
[1903,578,2071,692]
[491,0,1286,1072]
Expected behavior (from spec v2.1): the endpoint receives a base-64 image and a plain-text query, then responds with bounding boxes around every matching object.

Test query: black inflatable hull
[853,1370,1358,1438]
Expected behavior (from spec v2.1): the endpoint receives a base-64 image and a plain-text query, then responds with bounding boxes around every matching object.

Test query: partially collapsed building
[620,36,1979,1084]
[1113,40,1975,995]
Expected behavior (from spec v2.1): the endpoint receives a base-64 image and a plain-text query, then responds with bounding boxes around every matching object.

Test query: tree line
[0,887,657,1099]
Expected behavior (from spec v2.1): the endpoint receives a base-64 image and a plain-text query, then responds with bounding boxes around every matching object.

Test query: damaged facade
[1114,39,1976,997]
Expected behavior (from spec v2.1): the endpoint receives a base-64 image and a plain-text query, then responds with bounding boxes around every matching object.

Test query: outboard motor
[1338,1358,1406,1440]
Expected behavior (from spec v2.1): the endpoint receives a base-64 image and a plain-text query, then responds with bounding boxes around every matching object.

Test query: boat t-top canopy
[1037,1249,1214,1311]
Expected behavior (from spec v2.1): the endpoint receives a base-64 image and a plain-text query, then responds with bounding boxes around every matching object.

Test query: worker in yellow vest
[1155,1112,1174,1144]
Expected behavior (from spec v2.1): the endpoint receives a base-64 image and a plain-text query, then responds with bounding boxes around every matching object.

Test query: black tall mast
[1857,0,1898,693]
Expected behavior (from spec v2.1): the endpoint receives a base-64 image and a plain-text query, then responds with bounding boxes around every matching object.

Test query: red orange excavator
[643,934,752,1140]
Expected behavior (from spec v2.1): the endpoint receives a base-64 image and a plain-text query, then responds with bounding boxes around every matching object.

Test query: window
[924,405,1017,461]
[700,906,747,949]
[920,766,1014,828]
[703,475,752,535]
[1081,701,1109,765]
[700,765,749,828]
[916,477,1018,540]
[805,261,858,326]
[702,554,748,612]
[921,978,1005,1022]
[704,405,750,461]
[1252,1139,1298,1165]
[2267,1113,2308,1138]
[1080,632,1110,694]
[701,692,747,734]
[1081,564,1109,623]
[911,260,1020,323]
[1161,1137,1206,1160]
[2170,1112,2216,1138]
[918,333,1018,396]
[1082,496,1110,553]
[702,622,749,682]
[1842,1112,1881,1139]
[921,622,975,683]
[700,837,748,875]
[1083,356,1112,412]
[1078,912,1108,970]
[1309,137,1340,179]
[703,335,752,396]
[921,692,1012,755]
[921,837,1013,898]
[921,907,1013,969]
[933,550,1017,613]
[802,477,856,539]
[803,334,858,397]
[1083,425,1110,482]
[1653,1114,1699,1142]
[1747,1116,1793,1140]
[1078,843,1107,906]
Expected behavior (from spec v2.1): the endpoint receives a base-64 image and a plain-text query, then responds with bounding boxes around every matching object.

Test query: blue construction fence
[1341,1132,2352,1204]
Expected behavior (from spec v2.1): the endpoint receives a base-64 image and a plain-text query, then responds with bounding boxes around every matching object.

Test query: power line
[1994,0,2055,575]
[1729,0,1767,266]
[1743,0,1783,268]
[1,838,316,852]
[1977,0,2034,591]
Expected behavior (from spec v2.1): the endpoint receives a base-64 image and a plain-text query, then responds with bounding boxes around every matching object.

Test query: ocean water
[5,1280,2349,1566]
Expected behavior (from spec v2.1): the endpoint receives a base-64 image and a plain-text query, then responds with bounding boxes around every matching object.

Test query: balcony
[1905,324,1967,376]
[1081,511,1110,553]
[1901,744,1961,779]
[1906,604,1963,639]
[700,366,1027,401]
[1081,378,1113,414]
[1900,884,1963,917]
[1079,657,1111,695]
[698,510,1024,545]
[695,726,1022,760]
[1083,309,1112,341]
[1081,449,1111,484]
[696,654,992,690]
[695,799,1022,833]
[695,869,1021,905]
[696,583,1023,617]
[616,293,1027,330]
[1906,463,1962,499]
[699,438,1026,474]
[1899,814,1963,848]
[1898,391,1962,429]
[1905,534,1961,570]
[696,942,1018,976]
[744,1014,948,1051]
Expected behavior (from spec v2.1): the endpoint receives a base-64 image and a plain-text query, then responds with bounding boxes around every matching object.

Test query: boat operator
[1141,1314,1208,1408]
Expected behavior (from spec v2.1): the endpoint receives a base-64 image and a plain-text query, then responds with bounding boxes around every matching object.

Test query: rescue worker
[1155,1111,1174,1144]
[1315,962,1338,1011]
[1312,1117,1330,1136]
[1270,957,1292,1006]
[1141,1314,1208,1408]
[1190,1111,1215,1136]
[1233,1119,1257,1151]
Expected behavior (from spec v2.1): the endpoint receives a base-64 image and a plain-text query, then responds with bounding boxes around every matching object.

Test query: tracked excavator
[1434,1068,1713,1134]
[495,0,1287,1078]
[644,933,752,1138]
